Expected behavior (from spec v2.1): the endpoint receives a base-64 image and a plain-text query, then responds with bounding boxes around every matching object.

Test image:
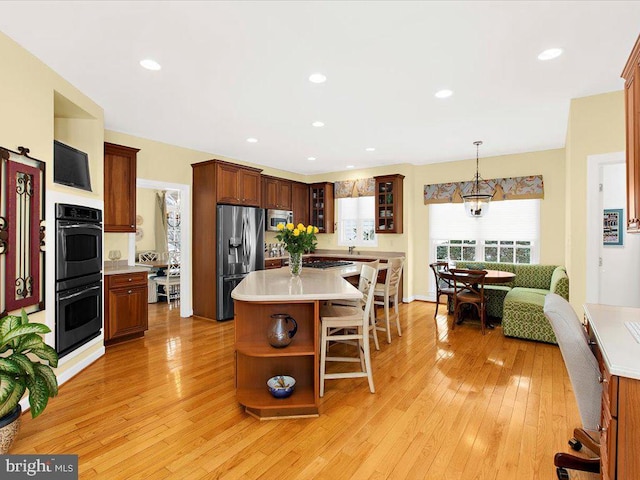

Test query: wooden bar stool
[373,257,405,343]
[319,264,378,397]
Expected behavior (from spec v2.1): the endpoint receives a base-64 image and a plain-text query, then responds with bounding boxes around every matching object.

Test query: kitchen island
[231,266,365,419]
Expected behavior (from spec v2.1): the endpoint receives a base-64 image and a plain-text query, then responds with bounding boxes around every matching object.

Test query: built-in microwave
[266,209,293,231]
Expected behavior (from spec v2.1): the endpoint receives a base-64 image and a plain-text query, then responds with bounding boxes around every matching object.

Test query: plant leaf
[16,333,45,352]
[34,364,58,397]
[29,345,59,368]
[9,353,35,377]
[0,358,22,374]
[26,375,49,418]
[0,315,21,347]
[0,323,51,347]
[0,373,17,405]
[0,377,25,418]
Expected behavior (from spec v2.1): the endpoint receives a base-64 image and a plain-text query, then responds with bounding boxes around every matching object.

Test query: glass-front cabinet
[375,174,404,234]
[310,182,334,233]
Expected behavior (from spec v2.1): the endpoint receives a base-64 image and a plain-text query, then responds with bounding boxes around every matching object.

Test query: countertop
[263,250,405,261]
[231,267,363,302]
[104,262,153,276]
[584,303,640,380]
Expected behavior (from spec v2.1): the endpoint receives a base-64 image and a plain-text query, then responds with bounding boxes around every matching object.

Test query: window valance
[423,175,544,204]
[334,178,375,198]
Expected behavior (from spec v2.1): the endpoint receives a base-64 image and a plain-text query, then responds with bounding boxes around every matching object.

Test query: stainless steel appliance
[266,208,293,231]
[217,205,264,320]
[56,203,102,281]
[55,203,103,357]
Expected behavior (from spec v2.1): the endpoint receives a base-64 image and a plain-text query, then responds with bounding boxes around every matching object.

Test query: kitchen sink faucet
[348,246,356,254]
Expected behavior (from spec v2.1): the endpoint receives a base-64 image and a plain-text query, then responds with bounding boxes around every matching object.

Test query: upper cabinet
[104,142,139,232]
[262,175,292,210]
[215,160,262,207]
[623,35,640,232]
[375,174,404,234]
[291,181,310,226]
[310,182,334,233]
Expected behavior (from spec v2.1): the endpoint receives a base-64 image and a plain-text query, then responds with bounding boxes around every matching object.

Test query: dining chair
[543,293,601,480]
[449,268,488,334]
[154,251,181,305]
[138,251,159,263]
[319,264,377,397]
[429,261,456,322]
[373,257,405,343]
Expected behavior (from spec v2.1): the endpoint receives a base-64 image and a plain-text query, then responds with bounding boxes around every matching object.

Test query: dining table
[437,268,516,328]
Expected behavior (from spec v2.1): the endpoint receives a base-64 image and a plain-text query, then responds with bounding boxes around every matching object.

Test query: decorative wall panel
[0,146,45,317]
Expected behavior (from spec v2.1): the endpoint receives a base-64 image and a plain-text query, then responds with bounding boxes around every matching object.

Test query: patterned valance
[423,175,544,204]
[334,178,375,198]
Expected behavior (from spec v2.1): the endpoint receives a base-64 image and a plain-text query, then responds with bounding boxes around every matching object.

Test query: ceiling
[0,1,638,175]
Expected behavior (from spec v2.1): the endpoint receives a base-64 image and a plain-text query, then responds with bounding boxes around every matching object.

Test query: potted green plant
[0,309,59,453]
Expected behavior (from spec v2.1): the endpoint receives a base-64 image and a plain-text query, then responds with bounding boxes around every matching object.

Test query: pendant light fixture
[462,141,492,217]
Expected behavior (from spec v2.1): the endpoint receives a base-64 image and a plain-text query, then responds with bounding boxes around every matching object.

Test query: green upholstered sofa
[452,261,569,344]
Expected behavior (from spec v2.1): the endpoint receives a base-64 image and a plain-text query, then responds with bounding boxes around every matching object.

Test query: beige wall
[135,188,158,253]
[0,32,104,381]
[565,91,626,310]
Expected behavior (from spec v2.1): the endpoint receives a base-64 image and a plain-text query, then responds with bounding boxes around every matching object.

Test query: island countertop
[231,267,363,302]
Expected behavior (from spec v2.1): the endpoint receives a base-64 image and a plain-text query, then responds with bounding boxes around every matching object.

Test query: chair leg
[394,294,402,337]
[320,325,328,397]
[573,428,600,455]
[384,294,391,343]
[370,308,380,351]
[434,291,440,319]
[553,452,600,474]
[362,328,375,393]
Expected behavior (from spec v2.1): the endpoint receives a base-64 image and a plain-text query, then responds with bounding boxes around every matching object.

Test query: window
[337,196,377,247]
[430,199,540,264]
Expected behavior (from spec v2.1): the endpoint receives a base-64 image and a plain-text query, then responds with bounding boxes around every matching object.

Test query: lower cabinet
[105,271,148,345]
[265,258,283,270]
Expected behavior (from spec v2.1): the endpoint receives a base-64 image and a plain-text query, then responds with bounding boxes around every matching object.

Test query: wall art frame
[0,145,46,317]
[603,208,623,246]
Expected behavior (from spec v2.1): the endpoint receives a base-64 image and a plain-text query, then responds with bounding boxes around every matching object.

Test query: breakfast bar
[231,266,364,419]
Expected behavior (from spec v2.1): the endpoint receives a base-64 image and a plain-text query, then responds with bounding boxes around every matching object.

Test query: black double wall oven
[55,204,102,357]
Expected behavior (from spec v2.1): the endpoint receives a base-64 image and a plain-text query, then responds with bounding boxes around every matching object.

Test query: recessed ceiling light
[246,137,258,143]
[140,58,161,71]
[346,165,355,169]
[312,121,325,127]
[434,89,453,99]
[538,48,563,60]
[309,73,327,84]
[307,157,316,161]
[365,147,376,152]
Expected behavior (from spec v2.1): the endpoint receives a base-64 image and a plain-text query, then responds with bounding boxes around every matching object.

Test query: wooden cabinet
[235,300,318,418]
[623,35,640,232]
[310,182,334,233]
[104,142,139,232]
[215,160,262,207]
[375,174,404,234]
[104,271,148,345]
[265,258,283,270]
[585,305,640,479]
[262,176,292,210]
[291,181,310,226]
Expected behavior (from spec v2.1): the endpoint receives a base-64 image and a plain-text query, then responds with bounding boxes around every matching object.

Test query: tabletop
[438,268,515,285]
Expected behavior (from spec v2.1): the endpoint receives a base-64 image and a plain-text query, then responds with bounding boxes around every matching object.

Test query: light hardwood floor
[14,301,598,479]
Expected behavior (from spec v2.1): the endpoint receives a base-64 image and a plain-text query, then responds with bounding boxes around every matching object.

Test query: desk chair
[450,269,487,334]
[429,261,456,322]
[319,264,377,397]
[543,293,601,480]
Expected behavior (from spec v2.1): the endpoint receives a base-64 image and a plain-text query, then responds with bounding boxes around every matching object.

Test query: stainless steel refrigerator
[216,205,265,320]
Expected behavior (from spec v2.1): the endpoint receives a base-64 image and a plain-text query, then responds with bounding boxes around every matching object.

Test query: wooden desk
[583,303,640,480]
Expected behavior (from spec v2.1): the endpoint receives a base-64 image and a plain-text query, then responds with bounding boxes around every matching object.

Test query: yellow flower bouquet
[275,223,319,275]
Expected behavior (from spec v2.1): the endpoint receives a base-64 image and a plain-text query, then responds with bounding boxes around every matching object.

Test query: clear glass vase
[288,251,303,276]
